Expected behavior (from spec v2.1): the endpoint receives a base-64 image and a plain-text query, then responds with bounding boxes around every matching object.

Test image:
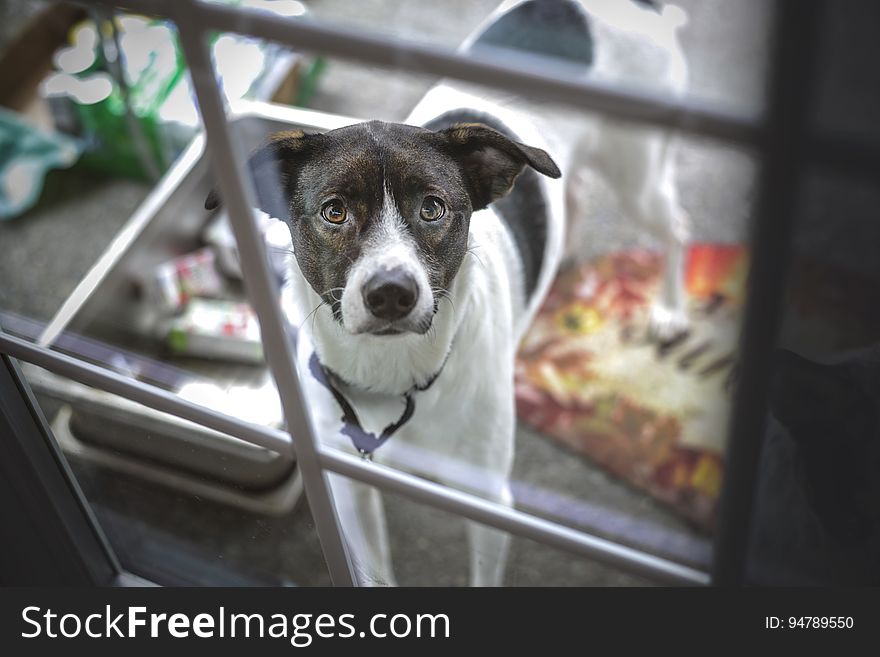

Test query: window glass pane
[214,1,766,578]
[20,368,329,585]
[0,1,326,585]
[2,0,771,586]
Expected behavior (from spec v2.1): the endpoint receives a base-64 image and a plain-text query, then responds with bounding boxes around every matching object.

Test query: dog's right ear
[204,130,313,220]
[439,122,561,211]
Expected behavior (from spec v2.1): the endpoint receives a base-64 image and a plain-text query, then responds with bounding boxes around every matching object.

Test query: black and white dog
[208,0,690,585]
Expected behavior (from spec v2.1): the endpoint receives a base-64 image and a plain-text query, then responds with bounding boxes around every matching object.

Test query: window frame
[0,0,839,586]
[0,351,119,585]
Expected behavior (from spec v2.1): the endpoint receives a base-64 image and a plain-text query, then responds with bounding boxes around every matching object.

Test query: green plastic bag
[0,107,81,220]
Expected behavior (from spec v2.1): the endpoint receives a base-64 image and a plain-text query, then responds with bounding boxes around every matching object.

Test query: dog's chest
[298,307,514,479]
[341,336,508,453]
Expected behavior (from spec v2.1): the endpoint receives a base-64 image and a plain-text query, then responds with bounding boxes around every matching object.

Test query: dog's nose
[362,267,419,321]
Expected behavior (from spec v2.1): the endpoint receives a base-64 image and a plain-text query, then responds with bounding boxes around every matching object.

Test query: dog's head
[206,120,559,336]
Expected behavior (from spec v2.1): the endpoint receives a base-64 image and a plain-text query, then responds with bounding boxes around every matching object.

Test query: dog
[206,0,691,586]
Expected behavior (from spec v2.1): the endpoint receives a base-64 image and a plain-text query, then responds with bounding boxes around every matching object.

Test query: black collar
[308,352,445,459]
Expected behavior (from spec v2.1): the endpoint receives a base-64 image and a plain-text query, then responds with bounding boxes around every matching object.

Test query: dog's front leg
[327,473,396,586]
[467,479,513,587]
[458,395,515,587]
[296,337,397,586]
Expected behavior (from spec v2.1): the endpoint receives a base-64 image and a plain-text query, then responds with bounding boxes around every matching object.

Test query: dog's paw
[357,566,397,587]
[648,304,689,341]
[357,574,396,587]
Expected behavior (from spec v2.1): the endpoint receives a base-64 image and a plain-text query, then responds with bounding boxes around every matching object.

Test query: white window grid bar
[2,0,838,586]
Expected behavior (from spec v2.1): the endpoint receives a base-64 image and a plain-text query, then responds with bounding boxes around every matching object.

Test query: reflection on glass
[748,172,880,586]
[746,1,880,585]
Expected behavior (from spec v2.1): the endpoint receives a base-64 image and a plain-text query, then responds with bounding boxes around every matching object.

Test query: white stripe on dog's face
[340,187,436,335]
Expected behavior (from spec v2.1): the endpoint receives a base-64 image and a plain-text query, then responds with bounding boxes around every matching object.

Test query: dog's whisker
[431,287,455,312]
[299,300,327,332]
[321,287,345,304]
[465,246,486,269]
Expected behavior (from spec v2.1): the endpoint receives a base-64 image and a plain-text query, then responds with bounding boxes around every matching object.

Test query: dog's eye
[321,200,347,224]
[420,196,445,222]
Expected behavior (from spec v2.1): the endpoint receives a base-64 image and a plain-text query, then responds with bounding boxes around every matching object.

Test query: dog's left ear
[204,130,313,220]
[440,122,561,210]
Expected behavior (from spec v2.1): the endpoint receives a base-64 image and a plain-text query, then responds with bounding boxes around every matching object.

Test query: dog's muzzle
[362,266,419,323]
[341,252,434,336]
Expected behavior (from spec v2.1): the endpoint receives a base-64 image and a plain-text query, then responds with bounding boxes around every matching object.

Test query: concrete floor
[0,0,776,586]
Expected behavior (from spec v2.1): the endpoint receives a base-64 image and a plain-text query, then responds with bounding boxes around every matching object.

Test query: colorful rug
[515,244,748,530]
